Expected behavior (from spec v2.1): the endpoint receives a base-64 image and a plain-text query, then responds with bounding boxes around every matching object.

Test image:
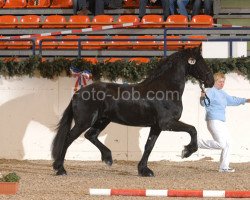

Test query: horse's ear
[195,44,202,55]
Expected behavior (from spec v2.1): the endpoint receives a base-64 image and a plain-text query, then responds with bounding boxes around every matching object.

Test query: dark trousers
[139,0,170,21]
[192,0,213,16]
[73,0,87,15]
[89,0,110,16]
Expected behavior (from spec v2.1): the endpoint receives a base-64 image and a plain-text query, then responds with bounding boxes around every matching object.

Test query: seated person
[192,0,213,16]
[169,0,190,18]
[139,0,170,21]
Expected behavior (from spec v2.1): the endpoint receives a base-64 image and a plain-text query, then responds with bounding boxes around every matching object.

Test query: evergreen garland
[0,56,249,82]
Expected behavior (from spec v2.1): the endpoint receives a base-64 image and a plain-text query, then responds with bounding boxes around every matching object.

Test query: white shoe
[219,168,235,173]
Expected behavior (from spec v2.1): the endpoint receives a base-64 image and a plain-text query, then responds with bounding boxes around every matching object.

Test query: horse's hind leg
[53,123,89,175]
[138,126,161,177]
[84,118,112,165]
[167,120,198,158]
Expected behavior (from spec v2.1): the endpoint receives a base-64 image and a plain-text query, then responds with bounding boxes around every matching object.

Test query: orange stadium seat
[0,0,5,7]
[117,15,140,28]
[57,35,80,49]
[107,35,132,50]
[104,58,123,63]
[18,15,41,29]
[158,36,183,50]
[6,40,32,49]
[82,36,105,50]
[66,15,90,29]
[129,57,150,63]
[133,35,157,50]
[3,0,26,8]
[0,15,18,28]
[123,0,139,8]
[83,57,98,64]
[27,0,50,8]
[42,15,66,28]
[190,15,214,28]
[50,0,72,8]
[0,36,7,49]
[36,36,58,49]
[91,15,114,28]
[185,35,207,48]
[140,15,163,28]
[165,15,188,27]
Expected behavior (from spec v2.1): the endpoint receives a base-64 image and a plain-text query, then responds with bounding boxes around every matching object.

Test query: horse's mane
[142,49,188,84]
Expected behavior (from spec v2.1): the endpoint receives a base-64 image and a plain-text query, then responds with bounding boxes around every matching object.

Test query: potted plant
[0,172,20,195]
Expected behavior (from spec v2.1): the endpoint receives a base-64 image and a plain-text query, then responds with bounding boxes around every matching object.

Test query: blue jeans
[192,0,213,16]
[169,0,189,17]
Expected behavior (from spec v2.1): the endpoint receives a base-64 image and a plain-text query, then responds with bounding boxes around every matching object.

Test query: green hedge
[0,56,250,82]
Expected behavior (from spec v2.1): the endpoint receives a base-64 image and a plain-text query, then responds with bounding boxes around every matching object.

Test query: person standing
[199,72,250,172]
[192,0,213,16]
[139,0,170,21]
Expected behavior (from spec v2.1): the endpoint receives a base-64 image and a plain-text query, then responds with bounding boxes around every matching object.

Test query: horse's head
[185,45,214,88]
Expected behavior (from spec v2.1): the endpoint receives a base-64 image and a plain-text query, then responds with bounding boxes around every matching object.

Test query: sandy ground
[0,158,250,200]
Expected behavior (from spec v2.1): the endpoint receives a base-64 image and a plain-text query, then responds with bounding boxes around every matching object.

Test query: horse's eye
[188,58,196,65]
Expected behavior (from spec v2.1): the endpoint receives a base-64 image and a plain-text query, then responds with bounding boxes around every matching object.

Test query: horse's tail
[52,100,73,160]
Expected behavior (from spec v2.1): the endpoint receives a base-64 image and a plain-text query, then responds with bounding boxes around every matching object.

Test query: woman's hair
[214,72,225,81]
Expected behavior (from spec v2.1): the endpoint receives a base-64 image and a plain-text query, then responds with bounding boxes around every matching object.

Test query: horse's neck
[142,63,186,93]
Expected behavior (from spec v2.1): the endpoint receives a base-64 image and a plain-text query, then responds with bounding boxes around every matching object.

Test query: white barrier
[0,73,250,162]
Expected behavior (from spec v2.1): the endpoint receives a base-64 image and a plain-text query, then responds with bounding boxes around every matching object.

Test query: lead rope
[199,81,210,107]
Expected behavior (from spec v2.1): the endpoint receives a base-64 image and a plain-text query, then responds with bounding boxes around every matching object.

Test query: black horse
[52,46,214,177]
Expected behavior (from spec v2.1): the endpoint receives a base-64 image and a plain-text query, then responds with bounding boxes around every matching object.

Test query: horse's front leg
[138,126,161,177]
[165,120,198,158]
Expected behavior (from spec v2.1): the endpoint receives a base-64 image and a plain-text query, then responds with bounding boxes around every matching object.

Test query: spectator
[192,0,213,16]
[139,0,170,21]
[74,0,121,16]
[169,0,189,18]
[73,0,88,15]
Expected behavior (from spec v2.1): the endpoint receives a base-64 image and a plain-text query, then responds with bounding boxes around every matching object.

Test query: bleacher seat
[104,58,123,63]
[27,0,50,8]
[107,36,132,50]
[0,0,5,7]
[42,15,66,28]
[140,15,163,28]
[50,0,72,8]
[18,15,41,29]
[0,36,7,49]
[36,36,58,49]
[83,57,98,64]
[91,15,114,28]
[117,15,140,28]
[158,36,183,50]
[166,15,188,27]
[57,35,80,49]
[82,36,105,50]
[129,57,150,63]
[66,15,90,29]
[133,35,157,50]
[0,15,18,28]
[3,0,26,8]
[7,40,32,49]
[190,15,214,28]
[185,35,207,48]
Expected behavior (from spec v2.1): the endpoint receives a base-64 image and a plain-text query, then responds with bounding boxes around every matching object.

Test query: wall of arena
[0,73,250,163]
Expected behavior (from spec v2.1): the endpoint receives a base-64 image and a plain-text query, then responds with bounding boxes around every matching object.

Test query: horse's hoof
[181,145,197,158]
[104,159,113,166]
[56,169,67,176]
[138,168,155,177]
